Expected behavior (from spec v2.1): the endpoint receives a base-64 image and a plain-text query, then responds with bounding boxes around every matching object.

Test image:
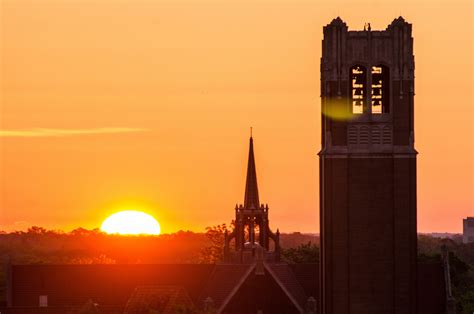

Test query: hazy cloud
[0,128,149,137]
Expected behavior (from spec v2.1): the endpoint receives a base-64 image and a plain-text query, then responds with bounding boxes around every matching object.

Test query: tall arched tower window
[350,65,367,114]
[371,65,390,114]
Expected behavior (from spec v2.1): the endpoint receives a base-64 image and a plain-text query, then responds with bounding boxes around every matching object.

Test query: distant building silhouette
[319,17,418,313]
[463,217,474,243]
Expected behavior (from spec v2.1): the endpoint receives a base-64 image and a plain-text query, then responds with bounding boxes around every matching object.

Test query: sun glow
[101,210,161,235]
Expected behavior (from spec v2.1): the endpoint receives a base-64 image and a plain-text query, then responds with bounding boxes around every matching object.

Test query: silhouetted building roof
[7,264,213,309]
[266,263,307,311]
[1,261,447,313]
[289,263,320,300]
[198,263,251,310]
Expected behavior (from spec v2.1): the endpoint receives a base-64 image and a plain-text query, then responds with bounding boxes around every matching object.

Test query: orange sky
[1,0,473,233]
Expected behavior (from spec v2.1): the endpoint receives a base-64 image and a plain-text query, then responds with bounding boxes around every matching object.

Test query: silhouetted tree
[281,241,319,264]
[448,252,474,314]
[199,223,228,263]
[199,222,235,263]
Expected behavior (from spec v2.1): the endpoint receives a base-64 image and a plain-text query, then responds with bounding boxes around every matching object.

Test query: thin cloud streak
[0,128,149,137]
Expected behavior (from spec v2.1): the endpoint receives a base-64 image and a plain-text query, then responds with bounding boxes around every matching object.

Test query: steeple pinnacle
[244,136,259,210]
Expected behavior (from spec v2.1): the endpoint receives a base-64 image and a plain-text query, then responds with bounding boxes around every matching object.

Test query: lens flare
[322,98,354,121]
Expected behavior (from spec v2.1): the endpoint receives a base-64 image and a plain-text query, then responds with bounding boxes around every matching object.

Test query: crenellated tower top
[320,17,415,155]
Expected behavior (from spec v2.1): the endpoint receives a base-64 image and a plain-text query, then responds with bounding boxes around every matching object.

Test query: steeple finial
[244,135,259,210]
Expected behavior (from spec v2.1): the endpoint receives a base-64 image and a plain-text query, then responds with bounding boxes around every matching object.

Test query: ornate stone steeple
[224,136,280,263]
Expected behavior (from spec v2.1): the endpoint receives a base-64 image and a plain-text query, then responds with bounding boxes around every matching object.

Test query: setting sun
[101,210,161,235]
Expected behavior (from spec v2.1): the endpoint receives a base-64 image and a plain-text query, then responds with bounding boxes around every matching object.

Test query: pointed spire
[244,136,260,210]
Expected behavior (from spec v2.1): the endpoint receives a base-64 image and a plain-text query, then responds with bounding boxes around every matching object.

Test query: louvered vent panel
[359,126,370,144]
[382,126,392,144]
[348,126,358,145]
[371,126,381,144]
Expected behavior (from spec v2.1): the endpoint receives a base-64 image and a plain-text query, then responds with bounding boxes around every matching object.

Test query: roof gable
[221,262,304,313]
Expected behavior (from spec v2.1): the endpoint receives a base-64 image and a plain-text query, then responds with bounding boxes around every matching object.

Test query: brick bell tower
[319,17,417,313]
